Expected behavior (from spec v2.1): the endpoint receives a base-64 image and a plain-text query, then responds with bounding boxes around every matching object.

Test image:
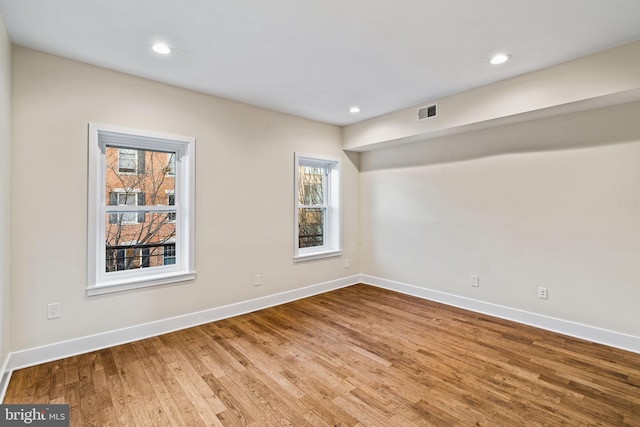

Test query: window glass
[104,213,176,272]
[298,166,325,205]
[105,146,177,272]
[298,208,325,248]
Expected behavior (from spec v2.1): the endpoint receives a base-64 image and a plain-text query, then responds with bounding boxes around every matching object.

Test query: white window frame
[88,123,196,296]
[294,153,341,261]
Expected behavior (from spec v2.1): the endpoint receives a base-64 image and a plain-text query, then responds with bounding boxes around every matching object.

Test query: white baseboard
[3,273,638,403]
[361,275,640,355]
[5,275,360,374]
[0,354,10,402]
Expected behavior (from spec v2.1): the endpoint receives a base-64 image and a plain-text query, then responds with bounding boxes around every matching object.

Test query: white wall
[0,14,11,369]
[10,47,359,352]
[360,100,640,337]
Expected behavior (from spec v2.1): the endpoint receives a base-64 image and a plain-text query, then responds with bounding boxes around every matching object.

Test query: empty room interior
[1,1,640,426]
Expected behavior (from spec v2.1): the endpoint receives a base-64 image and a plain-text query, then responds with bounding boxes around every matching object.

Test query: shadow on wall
[358,100,640,172]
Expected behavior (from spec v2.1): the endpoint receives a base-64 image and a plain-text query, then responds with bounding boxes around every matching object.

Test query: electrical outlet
[538,287,548,300]
[345,258,350,269]
[471,275,479,287]
[47,303,60,319]
[254,274,261,286]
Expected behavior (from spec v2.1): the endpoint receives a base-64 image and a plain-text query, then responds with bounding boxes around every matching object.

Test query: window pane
[298,207,325,248]
[105,146,178,271]
[106,147,175,207]
[105,212,176,272]
[105,244,170,272]
[298,166,324,205]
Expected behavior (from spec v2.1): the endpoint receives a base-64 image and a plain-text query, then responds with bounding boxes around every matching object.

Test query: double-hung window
[294,153,341,261]
[88,123,196,295]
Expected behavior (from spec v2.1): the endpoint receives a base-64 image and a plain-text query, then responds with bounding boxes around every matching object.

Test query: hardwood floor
[4,284,640,426]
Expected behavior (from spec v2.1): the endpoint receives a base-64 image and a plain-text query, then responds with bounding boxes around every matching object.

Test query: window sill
[87,270,196,296]
[294,250,342,263]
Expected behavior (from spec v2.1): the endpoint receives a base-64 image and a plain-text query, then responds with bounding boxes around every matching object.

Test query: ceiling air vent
[418,104,437,121]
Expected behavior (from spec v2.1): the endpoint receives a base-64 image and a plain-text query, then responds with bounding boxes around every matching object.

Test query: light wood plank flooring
[4,284,640,426]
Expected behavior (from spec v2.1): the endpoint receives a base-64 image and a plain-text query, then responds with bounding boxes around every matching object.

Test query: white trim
[6,276,360,371]
[86,271,195,296]
[0,354,11,402]
[360,275,640,355]
[293,249,342,262]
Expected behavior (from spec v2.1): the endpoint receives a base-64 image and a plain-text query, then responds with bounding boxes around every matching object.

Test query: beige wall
[10,47,359,351]
[359,100,640,337]
[0,15,11,366]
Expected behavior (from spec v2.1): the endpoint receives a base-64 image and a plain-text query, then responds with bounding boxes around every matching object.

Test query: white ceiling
[1,0,640,126]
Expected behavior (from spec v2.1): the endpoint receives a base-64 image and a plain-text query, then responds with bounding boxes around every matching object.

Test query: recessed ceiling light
[490,53,511,65]
[349,106,361,114]
[152,42,171,55]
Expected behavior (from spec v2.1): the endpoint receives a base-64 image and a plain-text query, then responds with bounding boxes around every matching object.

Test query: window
[109,190,144,223]
[166,153,175,176]
[106,246,148,271]
[294,153,341,261]
[88,123,196,295]
[118,148,143,174]
[163,244,176,265]
[166,192,175,222]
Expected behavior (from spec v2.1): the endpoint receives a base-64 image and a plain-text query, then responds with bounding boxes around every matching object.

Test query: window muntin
[88,124,195,295]
[294,154,341,261]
